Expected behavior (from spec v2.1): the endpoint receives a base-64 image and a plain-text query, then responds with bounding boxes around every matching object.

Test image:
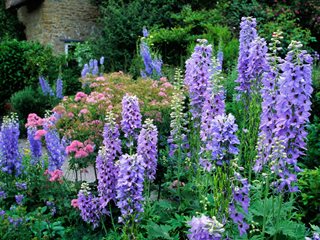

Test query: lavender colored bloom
[0,190,6,199]
[81,64,89,78]
[152,57,162,76]
[78,183,100,228]
[217,51,223,71]
[116,154,144,223]
[44,118,66,171]
[140,41,153,77]
[0,114,22,176]
[56,78,63,99]
[273,41,313,192]
[97,112,122,210]
[142,26,149,37]
[15,182,27,190]
[46,201,57,216]
[89,59,94,70]
[27,127,42,164]
[137,119,158,181]
[121,94,142,142]
[15,194,24,205]
[236,17,258,94]
[206,114,240,166]
[39,76,54,96]
[187,215,225,240]
[92,59,99,76]
[185,39,213,121]
[229,172,250,236]
[0,209,5,218]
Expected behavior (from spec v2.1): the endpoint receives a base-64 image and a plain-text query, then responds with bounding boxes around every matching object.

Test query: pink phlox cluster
[45,169,63,183]
[75,92,88,101]
[66,140,94,159]
[34,129,47,140]
[79,108,89,116]
[71,199,79,208]
[25,113,44,128]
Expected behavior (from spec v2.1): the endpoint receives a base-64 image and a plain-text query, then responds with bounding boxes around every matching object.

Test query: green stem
[262,175,269,237]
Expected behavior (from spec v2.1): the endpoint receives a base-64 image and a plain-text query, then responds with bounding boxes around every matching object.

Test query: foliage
[0,40,62,114]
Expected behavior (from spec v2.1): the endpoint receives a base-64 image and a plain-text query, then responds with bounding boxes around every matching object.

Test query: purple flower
[236,17,258,94]
[152,57,162,76]
[142,26,149,38]
[187,215,225,240]
[97,112,122,210]
[15,194,24,205]
[15,182,27,190]
[185,39,213,121]
[78,183,100,228]
[81,64,89,78]
[207,114,240,166]
[217,50,223,71]
[92,59,99,76]
[137,119,158,181]
[273,41,313,192]
[27,127,42,164]
[140,41,153,77]
[56,78,63,99]
[8,217,23,227]
[46,201,57,216]
[0,190,6,199]
[44,118,66,171]
[39,76,54,96]
[121,94,142,142]
[0,209,5,218]
[100,56,105,65]
[116,154,144,223]
[0,114,22,176]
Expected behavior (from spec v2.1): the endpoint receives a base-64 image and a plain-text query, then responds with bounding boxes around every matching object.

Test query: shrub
[0,40,61,114]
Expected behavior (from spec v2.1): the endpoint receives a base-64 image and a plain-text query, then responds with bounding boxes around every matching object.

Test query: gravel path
[19,139,96,182]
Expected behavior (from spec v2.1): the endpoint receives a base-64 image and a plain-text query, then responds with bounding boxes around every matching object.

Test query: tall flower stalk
[0,113,22,176]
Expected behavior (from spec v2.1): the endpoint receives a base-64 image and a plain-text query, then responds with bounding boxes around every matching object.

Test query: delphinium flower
[185,39,213,121]
[168,69,189,158]
[8,217,23,227]
[77,182,100,228]
[99,56,105,75]
[39,76,54,96]
[81,63,89,78]
[56,78,63,99]
[229,170,250,236]
[15,182,27,190]
[187,215,225,240]
[137,118,158,181]
[43,117,66,171]
[207,114,240,166]
[152,57,163,76]
[0,189,7,199]
[92,59,99,76]
[27,127,42,164]
[236,17,258,94]
[140,40,153,77]
[96,111,121,210]
[254,31,284,173]
[142,26,149,37]
[273,41,313,192]
[15,194,24,205]
[216,50,223,71]
[0,113,22,176]
[200,58,226,170]
[116,154,144,223]
[121,94,142,144]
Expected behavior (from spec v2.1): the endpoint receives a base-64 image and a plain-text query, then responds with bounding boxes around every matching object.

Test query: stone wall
[17,0,99,53]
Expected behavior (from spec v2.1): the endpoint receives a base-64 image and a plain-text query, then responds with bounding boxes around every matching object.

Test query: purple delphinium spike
[152,57,162,76]
[140,41,153,77]
[81,64,89,78]
[273,41,313,192]
[92,59,99,76]
[43,117,66,171]
[27,127,42,164]
[185,39,213,121]
[142,26,149,38]
[0,114,22,176]
[97,112,122,210]
[89,59,94,70]
[137,119,158,181]
[229,171,250,236]
[217,50,223,71]
[78,183,100,228]
[15,194,24,205]
[116,154,145,223]
[187,215,225,240]
[254,31,284,173]
[56,78,63,99]
[39,76,54,96]
[236,17,258,94]
[121,94,142,143]
[203,114,239,167]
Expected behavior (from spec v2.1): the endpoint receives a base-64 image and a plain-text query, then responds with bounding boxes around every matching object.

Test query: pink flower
[84,144,94,153]
[34,129,47,140]
[75,92,87,101]
[67,112,74,118]
[79,108,89,115]
[48,169,63,183]
[71,199,79,208]
[152,81,158,88]
[75,150,89,159]
[95,76,105,81]
[160,77,168,82]
[162,82,172,88]
[158,92,167,97]
[150,100,158,106]
[26,113,43,127]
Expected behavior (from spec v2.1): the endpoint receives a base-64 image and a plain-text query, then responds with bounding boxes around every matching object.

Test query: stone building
[6,0,100,53]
